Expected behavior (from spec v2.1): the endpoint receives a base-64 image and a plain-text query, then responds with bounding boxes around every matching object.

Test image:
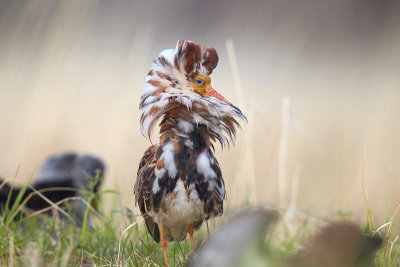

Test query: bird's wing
[206,155,225,219]
[134,145,161,242]
[190,151,226,221]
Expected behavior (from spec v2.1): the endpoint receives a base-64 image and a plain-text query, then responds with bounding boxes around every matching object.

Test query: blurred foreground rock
[191,209,381,267]
[191,208,279,267]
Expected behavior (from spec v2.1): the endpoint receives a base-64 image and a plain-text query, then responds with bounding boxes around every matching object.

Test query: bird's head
[192,73,232,105]
[140,40,245,146]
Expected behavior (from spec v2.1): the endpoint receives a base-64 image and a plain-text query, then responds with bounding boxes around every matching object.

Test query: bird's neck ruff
[139,40,245,148]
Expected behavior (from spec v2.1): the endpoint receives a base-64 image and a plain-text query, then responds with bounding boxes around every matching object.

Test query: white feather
[178,119,194,133]
[177,96,193,109]
[159,49,175,64]
[192,113,208,125]
[154,98,170,108]
[152,177,160,193]
[196,151,216,179]
[155,167,166,178]
[161,142,178,178]
[142,81,156,96]
[141,114,155,135]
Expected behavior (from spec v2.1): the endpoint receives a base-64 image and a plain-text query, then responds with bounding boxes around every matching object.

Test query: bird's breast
[150,179,205,241]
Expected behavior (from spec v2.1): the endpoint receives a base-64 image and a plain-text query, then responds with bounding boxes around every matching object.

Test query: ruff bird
[134,40,246,266]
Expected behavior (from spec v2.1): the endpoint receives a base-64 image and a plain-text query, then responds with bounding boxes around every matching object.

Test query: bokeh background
[1,0,399,227]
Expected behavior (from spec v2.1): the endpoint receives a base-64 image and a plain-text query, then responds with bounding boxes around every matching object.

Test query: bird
[134,40,246,266]
[0,152,105,227]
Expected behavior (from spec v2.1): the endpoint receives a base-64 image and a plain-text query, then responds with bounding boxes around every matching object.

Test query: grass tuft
[0,177,399,266]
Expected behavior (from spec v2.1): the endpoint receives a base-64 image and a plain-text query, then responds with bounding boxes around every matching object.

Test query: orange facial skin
[192,74,232,105]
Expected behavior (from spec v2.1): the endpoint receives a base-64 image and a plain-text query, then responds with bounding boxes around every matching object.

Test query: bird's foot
[161,226,168,266]
[188,223,195,256]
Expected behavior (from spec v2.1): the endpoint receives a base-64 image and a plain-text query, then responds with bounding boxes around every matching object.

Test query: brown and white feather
[134,40,245,242]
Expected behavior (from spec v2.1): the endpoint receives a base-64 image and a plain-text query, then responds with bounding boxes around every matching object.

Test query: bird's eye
[195,79,204,86]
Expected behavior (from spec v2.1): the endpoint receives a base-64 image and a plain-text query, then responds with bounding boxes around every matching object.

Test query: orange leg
[161,226,168,266]
[188,223,195,256]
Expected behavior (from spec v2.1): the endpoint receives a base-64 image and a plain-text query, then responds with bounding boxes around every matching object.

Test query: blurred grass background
[0,0,399,228]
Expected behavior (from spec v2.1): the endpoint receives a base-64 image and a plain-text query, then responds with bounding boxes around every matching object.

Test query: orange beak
[208,88,232,105]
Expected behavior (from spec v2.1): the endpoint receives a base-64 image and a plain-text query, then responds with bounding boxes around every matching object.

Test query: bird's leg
[188,223,195,256]
[161,226,168,266]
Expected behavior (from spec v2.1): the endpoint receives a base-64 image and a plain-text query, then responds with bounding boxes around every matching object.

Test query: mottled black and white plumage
[134,40,245,249]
